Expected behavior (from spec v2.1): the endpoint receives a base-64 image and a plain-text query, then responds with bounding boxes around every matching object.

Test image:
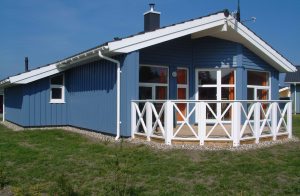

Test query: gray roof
[285,66,300,83]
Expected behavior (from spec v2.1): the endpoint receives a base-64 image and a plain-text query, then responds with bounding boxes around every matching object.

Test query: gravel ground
[1,121,299,151]
[0,187,13,196]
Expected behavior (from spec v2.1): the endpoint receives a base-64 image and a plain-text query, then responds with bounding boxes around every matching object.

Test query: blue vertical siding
[291,85,300,113]
[5,78,68,127]
[193,37,239,68]
[5,85,25,125]
[5,59,119,135]
[120,52,139,136]
[67,59,117,134]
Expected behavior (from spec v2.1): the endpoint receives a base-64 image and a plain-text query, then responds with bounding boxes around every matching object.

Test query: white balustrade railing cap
[131,100,291,103]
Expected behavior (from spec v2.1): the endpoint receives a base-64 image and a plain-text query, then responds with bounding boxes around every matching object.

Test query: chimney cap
[149,3,155,11]
[144,3,161,15]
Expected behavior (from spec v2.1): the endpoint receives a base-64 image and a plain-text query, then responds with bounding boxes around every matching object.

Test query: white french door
[196,69,235,122]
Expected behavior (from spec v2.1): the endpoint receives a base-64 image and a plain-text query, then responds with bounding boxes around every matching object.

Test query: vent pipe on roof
[236,0,241,22]
[144,3,160,32]
[25,57,29,72]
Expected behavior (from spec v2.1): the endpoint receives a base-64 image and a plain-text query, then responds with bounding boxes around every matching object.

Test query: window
[197,69,235,120]
[177,68,189,122]
[139,65,168,100]
[138,65,168,132]
[50,74,65,103]
[247,71,270,100]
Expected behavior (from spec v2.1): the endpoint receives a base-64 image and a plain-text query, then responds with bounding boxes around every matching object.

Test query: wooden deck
[135,123,289,146]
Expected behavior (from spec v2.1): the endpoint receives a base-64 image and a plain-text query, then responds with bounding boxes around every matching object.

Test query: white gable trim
[226,16,296,72]
[9,64,59,84]
[107,13,295,72]
[108,13,226,53]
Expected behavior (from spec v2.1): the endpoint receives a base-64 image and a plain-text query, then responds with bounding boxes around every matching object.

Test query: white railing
[131,100,292,147]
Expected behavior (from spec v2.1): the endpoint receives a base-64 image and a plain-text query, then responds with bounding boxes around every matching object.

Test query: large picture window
[50,74,65,103]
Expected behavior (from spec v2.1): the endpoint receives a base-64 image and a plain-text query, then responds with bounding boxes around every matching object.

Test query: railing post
[164,101,173,145]
[198,102,206,145]
[131,102,137,139]
[254,102,261,144]
[232,102,241,147]
[287,101,293,139]
[146,102,152,141]
[271,102,278,141]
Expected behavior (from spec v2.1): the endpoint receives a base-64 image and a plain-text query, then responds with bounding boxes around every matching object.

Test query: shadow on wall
[140,36,237,68]
[5,85,24,109]
[66,59,118,93]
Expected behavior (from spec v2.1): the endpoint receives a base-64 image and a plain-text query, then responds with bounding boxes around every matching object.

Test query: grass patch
[0,116,299,194]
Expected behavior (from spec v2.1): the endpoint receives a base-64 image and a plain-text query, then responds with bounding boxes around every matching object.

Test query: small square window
[50,74,65,103]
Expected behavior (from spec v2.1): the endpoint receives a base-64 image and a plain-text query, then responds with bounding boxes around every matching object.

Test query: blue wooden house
[0,5,296,146]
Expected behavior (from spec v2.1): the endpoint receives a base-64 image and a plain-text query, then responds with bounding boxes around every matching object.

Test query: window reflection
[139,66,168,83]
[198,71,217,85]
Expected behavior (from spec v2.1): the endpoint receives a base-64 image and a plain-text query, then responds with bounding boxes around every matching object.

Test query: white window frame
[195,69,236,123]
[176,67,189,123]
[50,74,65,104]
[177,67,189,98]
[247,70,271,101]
[139,64,169,100]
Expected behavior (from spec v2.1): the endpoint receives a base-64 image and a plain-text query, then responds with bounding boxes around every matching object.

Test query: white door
[196,69,235,122]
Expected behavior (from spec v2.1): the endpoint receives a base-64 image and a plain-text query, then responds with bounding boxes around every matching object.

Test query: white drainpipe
[295,83,297,115]
[2,91,5,122]
[98,51,121,140]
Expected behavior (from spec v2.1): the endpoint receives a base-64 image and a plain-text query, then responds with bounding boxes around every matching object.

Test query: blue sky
[0,0,300,80]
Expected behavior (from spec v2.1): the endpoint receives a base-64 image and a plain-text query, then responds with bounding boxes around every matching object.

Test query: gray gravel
[1,120,299,151]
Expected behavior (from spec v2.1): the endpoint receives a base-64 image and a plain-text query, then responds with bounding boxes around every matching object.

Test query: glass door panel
[197,69,235,121]
[155,86,167,100]
[155,86,167,111]
[198,87,217,119]
[176,68,188,122]
[257,89,268,100]
[139,86,152,100]
[221,87,235,120]
[177,88,187,121]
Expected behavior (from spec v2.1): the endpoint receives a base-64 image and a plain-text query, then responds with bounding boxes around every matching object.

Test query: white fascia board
[9,64,59,84]
[227,17,296,72]
[0,79,10,86]
[285,82,300,84]
[108,13,226,53]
